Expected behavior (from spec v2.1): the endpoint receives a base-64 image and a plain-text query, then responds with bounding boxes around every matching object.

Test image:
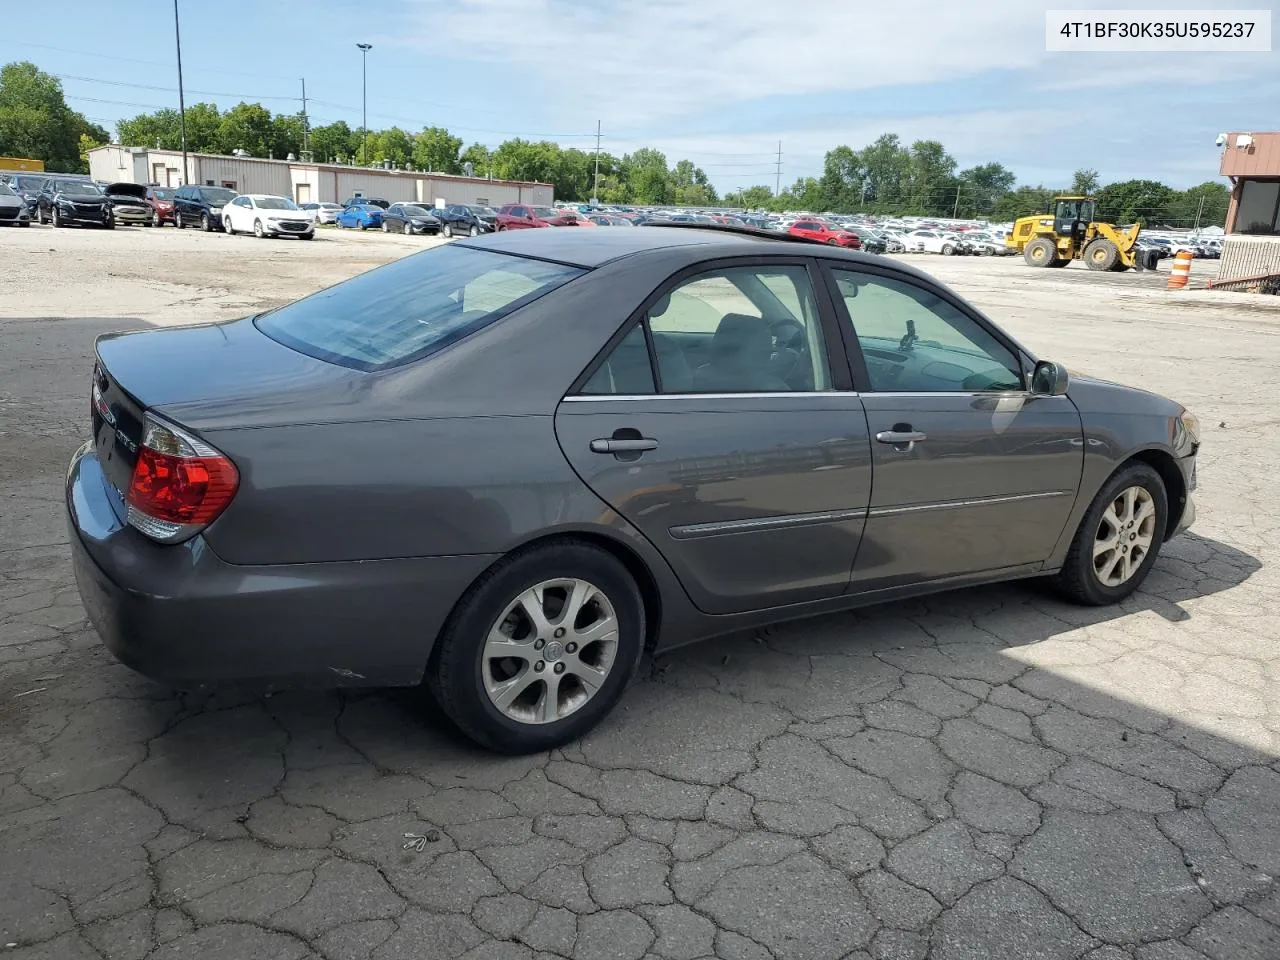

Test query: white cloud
[402,0,1045,123]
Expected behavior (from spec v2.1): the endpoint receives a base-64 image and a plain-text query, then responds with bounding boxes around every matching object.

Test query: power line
[11,40,300,81]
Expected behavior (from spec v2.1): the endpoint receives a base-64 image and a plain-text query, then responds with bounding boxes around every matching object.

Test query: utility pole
[300,78,309,154]
[952,184,961,219]
[356,43,372,165]
[775,140,782,196]
[592,120,601,204]
[173,0,188,185]
[1193,193,1206,232]
[860,180,868,209]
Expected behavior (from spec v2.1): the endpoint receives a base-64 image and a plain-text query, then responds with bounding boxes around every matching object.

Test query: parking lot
[2,224,1278,960]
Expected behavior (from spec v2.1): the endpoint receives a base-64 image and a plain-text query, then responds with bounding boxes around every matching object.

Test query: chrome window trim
[563,390,858,402]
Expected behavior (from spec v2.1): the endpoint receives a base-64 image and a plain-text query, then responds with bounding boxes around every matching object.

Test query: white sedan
[222,195,315,239]
[301,202,343,224]
[901,229,963,255]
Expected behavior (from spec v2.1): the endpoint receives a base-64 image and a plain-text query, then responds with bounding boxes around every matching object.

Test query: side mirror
[1032,360,1069,396]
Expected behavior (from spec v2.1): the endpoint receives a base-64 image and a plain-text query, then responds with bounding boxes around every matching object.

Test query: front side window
[831,269,1023,393]
[256,245,584,371]
[1237,180,1280,235]
[579,265,832,396]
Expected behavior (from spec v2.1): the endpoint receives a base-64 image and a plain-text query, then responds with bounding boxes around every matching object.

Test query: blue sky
[4,0,1277,193]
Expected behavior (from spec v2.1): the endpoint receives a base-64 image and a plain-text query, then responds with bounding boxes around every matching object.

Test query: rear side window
[255,245,584,371]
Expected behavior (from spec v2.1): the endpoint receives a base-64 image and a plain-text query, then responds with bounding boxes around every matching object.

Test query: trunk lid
[93,317,369,433]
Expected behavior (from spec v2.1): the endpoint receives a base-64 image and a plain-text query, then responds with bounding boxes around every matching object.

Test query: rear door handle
[876,430,927,444]
[590,437,658,454]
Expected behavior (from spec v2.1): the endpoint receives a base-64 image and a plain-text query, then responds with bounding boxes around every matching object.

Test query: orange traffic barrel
[1167,250,1193,289]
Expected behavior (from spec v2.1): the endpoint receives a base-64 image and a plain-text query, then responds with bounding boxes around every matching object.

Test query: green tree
[1095,178,1175,225]
[0,61,106,172]
[368,125,413,166]
[859,133,911,209]
[413,126,462,173]
[459,142,491,177]
[216,102,277,157]
[906,139,957,215]
[1071,168,1100,195]
[992,185,1055,221]
[818,145,863,212]
[309,121,358,163]
[726,184,774,210]
[956,162,1017,217]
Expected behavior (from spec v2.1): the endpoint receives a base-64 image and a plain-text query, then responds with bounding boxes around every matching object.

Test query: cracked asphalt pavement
[2,226,1279,960]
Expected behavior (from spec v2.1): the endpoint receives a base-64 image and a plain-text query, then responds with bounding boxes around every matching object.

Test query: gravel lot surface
[2,223,1278,960]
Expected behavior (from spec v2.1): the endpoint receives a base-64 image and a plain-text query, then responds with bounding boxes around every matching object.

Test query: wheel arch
[1126,447,1187,542]
[437,528,665,665]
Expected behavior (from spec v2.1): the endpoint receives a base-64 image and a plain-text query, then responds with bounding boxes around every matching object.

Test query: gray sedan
[66,226,1200,753]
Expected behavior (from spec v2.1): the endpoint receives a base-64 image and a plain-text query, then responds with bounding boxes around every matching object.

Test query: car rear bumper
[66,443,497,689]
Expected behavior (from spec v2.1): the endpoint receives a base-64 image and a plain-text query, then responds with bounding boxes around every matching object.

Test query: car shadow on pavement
[3,509,1278,956]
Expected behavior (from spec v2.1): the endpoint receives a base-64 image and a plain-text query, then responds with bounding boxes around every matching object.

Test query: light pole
[356,43,372,165]
[173,0,188,184]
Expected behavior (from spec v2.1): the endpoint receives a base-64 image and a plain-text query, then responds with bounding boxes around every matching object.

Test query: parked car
[37,179,112,228]
[789,219,862,249]
[382,203,442,235]
[66,225,1200,754]
[341,196,390,210]
[174,185,238,231]
[104,183,154,226]
[588,215,635,226]
[146,186,177,227]
[335,203,383,230]
[301,202,343,224]
[901,230,962,254]
[7,174,57,213]
[495,204,581,230]
[0,181,31,226]
[437,204,497,237]
[851,229,887,254]
[222,194,315,239]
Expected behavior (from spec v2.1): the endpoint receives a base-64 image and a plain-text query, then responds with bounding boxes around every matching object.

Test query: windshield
[201,188,237,205]
[531,207,560,220]
[468,206,496,217]
[400,205,432,216]
[0,183,14,197]
[256,245,585,371]
[14,176,46,192]
[151,188,175,200]
[61,182,104,197]
[255,196,299,210]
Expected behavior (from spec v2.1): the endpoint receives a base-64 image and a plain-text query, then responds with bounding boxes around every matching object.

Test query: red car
[145,186,177,227]
[495,204,582,230]
[788,218,862,248]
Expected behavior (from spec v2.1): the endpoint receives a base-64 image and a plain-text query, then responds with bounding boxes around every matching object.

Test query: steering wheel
[766,317,811,389]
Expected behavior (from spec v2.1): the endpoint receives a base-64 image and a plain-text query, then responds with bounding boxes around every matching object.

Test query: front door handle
[590,437,658,454]
[876,430,927,445]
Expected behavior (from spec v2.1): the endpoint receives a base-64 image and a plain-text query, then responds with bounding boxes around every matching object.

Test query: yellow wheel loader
[1005,196,1144,271]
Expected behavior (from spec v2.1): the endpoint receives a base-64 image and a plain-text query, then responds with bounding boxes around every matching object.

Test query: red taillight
[125,417,238,543]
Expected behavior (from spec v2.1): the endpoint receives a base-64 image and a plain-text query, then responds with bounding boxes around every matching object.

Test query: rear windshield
[255,245,585,371]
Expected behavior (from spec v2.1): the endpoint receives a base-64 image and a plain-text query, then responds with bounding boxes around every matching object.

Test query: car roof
[457,223,940,277]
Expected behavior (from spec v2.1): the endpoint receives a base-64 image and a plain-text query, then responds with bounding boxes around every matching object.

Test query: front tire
[51,207,61,228]
[428,540,645,754]
[1054,462,1168,605]
[224,217,236,235]
[175,213,184,229]
[470,224,480,237]
[404,222,412,235]
[201,213,212,232]
[382,221,390,233]
[253,219,265,239]
[1084,238,1119,271]
[443,223,453,238]
[942,243,955,255]
[152,211,161,228]
[1024,236,1057,267]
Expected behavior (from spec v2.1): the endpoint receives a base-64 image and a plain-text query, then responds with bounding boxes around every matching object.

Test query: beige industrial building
[1215,132,1280,289]
[88,146,554,208]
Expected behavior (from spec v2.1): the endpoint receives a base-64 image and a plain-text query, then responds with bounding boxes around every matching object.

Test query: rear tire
[1084,239,1119,271]
[382,221,390,233]
[1024,236,1057,267]
[1053,462,1168,606]
[428,540,645,754]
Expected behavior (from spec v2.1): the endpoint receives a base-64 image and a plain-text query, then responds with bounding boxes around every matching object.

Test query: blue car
[336,203,383,230]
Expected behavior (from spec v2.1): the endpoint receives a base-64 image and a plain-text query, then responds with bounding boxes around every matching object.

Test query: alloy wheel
[470,225,479,237]
[201,213,211,231]
[403,222,411,235]
[1093,486,1157,587]
[481,578,619,725]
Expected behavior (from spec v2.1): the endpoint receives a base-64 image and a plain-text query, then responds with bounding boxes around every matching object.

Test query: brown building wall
[1219,133,1280,178]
